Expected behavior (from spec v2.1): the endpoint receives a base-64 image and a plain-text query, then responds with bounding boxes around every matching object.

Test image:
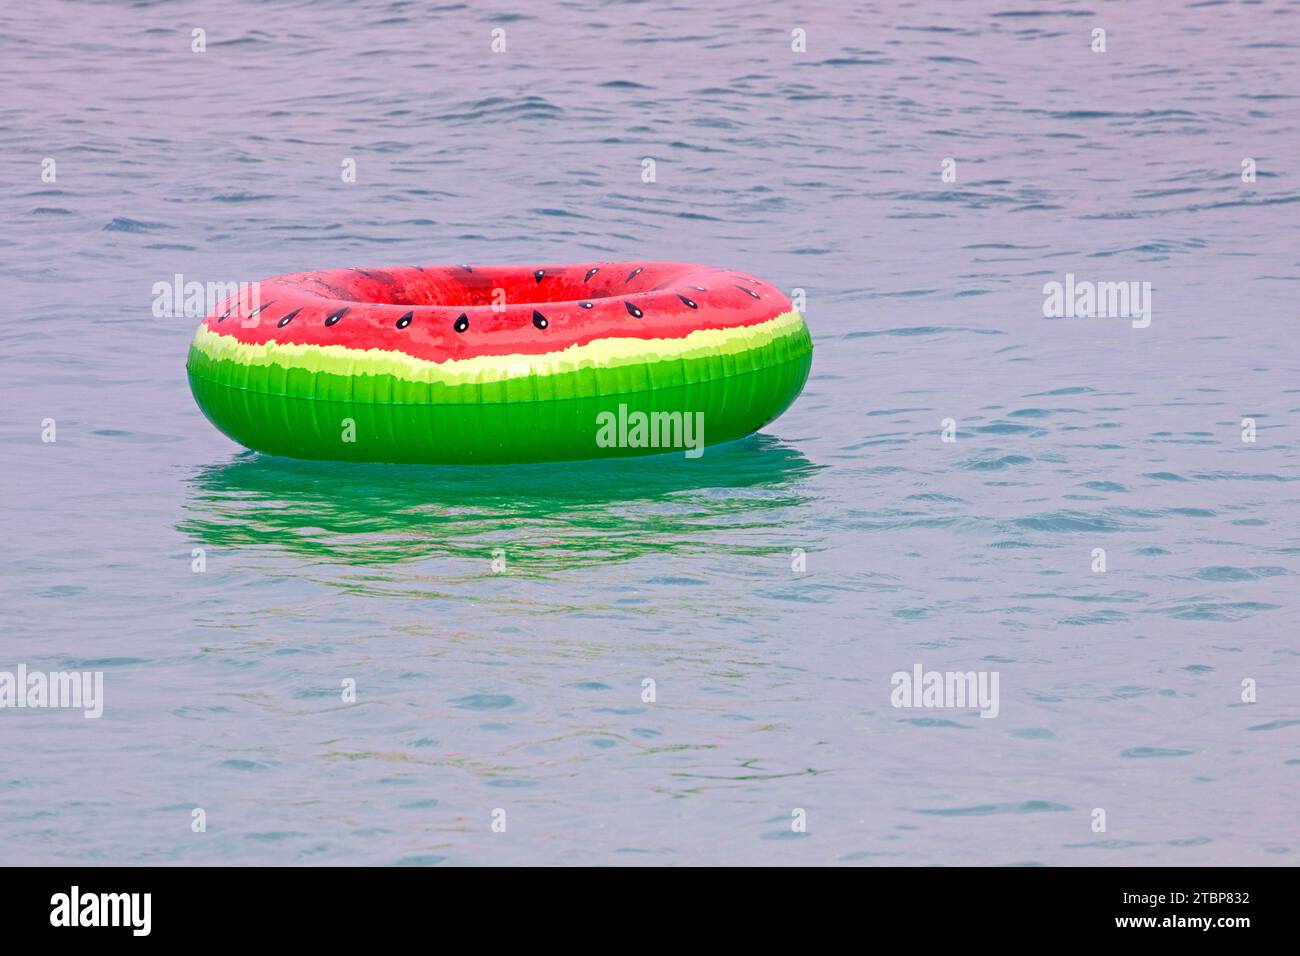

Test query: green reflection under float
[180,435,820,573]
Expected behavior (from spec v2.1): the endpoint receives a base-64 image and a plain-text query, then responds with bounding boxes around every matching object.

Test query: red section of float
[203,262,790,362]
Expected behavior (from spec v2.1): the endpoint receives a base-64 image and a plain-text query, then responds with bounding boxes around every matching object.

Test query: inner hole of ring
[306,266,693,309]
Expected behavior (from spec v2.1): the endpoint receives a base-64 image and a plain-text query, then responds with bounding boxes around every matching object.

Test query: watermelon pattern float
[186,261,812,464]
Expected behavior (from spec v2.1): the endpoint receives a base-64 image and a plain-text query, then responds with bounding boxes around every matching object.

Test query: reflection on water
[180,435,821,572]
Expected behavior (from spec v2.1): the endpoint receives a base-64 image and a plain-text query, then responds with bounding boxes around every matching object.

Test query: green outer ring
[187,316,813,464]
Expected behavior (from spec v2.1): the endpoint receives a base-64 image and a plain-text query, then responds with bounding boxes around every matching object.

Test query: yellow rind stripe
[189,309,808,387]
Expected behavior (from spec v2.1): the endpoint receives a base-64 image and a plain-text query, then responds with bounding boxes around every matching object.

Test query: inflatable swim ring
[186,261,812,464]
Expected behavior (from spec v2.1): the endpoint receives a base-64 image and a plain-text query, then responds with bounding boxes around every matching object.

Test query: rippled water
[2,0,1298,865]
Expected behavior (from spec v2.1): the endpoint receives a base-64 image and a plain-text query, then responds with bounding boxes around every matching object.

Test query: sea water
[1,0,1297,865]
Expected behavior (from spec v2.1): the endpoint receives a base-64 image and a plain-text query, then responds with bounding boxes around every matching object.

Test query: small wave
[1246,720,1300,732]
[914,800,1071,815]
[1120,747,1194,758]
[961,454,1033,471]
[969,423,1040,435]
[1193,566,1289,582]
[1081,481,1127,492]
[211,192,274,203]
[103,217,169,233]
[845,325,1001,337]
[1164,601,1279,621]
[451,694,515,710]
[1016,511,1140,533]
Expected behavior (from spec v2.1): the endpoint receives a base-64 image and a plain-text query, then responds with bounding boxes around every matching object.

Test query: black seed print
[454,312,469,333]
[276,308,301,328]
[691,286,707,292]
[625,301,644,319]
[396,311,413,329]
[324,307,350,326]
[625,267,643,282]
[584,267,599,282]
[247,301,274,319]
[579,301,594,309]
[534,269,546,284]
[736,285,761,299]
[459,264,473,273]
[677,294,698,309]
[532,310,548,329]
[219,305,234,321]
